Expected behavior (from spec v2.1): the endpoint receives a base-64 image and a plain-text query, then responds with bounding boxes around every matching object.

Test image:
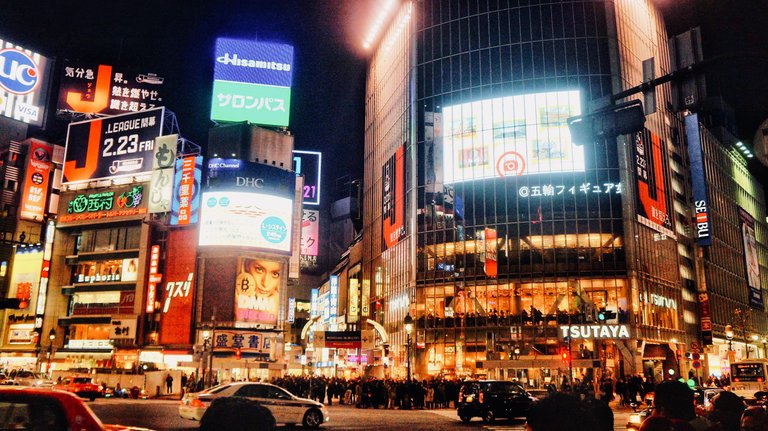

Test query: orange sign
[19,140,52,221]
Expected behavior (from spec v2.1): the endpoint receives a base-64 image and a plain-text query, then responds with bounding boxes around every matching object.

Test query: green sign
[67,186,144,214]
[68,191,114,214]
[210,81,291,126]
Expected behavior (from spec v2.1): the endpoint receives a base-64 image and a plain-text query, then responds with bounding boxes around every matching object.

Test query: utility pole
[207,307,216,387]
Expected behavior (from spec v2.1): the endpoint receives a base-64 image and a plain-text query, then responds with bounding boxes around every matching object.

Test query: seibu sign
[560,324,631,339]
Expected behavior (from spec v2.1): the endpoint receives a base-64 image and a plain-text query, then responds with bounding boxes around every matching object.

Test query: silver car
[6,370,54,387]
[179,382,329,428]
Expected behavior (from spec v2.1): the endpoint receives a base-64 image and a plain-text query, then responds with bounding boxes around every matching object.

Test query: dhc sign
[560,325,631,339]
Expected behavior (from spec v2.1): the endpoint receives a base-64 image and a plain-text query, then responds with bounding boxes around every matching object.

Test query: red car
[0,387,154,431]
[55,375,103,401]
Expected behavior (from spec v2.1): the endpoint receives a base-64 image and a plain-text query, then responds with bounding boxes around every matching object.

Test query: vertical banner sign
[424,112,444,194]
[211,38,294,126]
[6,246,43,346]
[0,37,54,127]
[19,140,53,221]
[329,275,339,319]
[159,227,197,345]
[310,288,319,319]
[634,129,675,239]
[685,114,712,246]
[170,155,202,225]
[292,151,322,205]
[148,134,177,214]
[287,297,296,323]
[382,145,406,251]
[62,107,164,184]
[739,207,765,309]
[34,220,56,330]
[698,292,713,346]
[484,227,498,277]
[146,245,161,313]
[301,209,320,256]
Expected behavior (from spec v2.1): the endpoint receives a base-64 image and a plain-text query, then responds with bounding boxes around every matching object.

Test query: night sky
[2,0,768,189]
[0,0,372,194]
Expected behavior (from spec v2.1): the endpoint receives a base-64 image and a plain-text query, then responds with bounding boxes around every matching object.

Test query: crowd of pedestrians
[269,375,462,409]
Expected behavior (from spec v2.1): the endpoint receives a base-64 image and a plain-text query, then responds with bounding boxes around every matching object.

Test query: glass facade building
[362,0,698,384]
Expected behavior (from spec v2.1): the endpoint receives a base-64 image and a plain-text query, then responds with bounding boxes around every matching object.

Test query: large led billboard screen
[62,107,164,184]
[211,38,293,127]
[0,37,54,127]
[56,60,166,117]
[199,191,293,253]
[441,90,583,183]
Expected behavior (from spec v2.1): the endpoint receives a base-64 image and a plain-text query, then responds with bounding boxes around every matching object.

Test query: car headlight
[628,413,642,425]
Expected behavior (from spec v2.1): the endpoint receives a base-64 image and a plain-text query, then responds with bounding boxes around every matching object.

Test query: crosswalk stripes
[482,425,526,431]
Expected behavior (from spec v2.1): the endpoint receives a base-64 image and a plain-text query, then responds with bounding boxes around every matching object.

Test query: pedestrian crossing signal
[561,349,570,365]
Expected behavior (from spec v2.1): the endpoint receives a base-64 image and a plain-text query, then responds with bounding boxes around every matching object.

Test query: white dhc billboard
[199,191,293,253]
[442,90,583,184]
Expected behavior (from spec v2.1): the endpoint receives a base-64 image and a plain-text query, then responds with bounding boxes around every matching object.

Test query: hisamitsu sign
[210,38,294,127]
[560,325,631,339]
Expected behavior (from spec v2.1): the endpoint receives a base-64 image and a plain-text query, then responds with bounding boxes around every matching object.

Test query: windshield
[72,378,92,384]
[732,363,767,382]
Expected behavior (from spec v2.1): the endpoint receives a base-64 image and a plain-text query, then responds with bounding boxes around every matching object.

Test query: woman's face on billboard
[247,259,281,297]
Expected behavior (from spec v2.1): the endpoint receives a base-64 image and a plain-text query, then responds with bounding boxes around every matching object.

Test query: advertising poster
[62,107,164,184]
[685,114,712,246]
[739,207,765,309]
[8,246,43,312]
[441,90,583,183]
[293,150,322,205]
[200,191,293,252]
[159,227,198,345]
[300,209,320,256]
[19,139,53,221]
[634,129,675,238]
[170,155,203,225]
[211,38,294,126]
[484,227,498,278]
[235,257,283,326]
[382,145,406,251]
[120,258,139,282]
[0,37,54,127]
[56,60,166,117]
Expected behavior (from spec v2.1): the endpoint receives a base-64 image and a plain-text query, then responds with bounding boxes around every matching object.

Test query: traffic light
[0,298,21,309]
[561,348,570,365]
[597,308,617,321]
[383,344,390,357]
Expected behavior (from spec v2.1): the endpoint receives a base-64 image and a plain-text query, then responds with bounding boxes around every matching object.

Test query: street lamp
[404,313,413,382]
[46,329,56,374]
[725,325,734,352]
[202,330,212,388]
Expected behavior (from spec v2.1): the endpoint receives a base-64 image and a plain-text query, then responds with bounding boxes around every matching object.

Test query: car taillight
[189,398,205,408]
[758,378,763,382]
[479,391,484,404]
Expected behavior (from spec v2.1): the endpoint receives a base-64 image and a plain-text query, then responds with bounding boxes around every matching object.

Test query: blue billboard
[211,38,294,126]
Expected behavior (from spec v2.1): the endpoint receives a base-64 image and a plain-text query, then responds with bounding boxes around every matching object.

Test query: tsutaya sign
[560,324,631,339]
